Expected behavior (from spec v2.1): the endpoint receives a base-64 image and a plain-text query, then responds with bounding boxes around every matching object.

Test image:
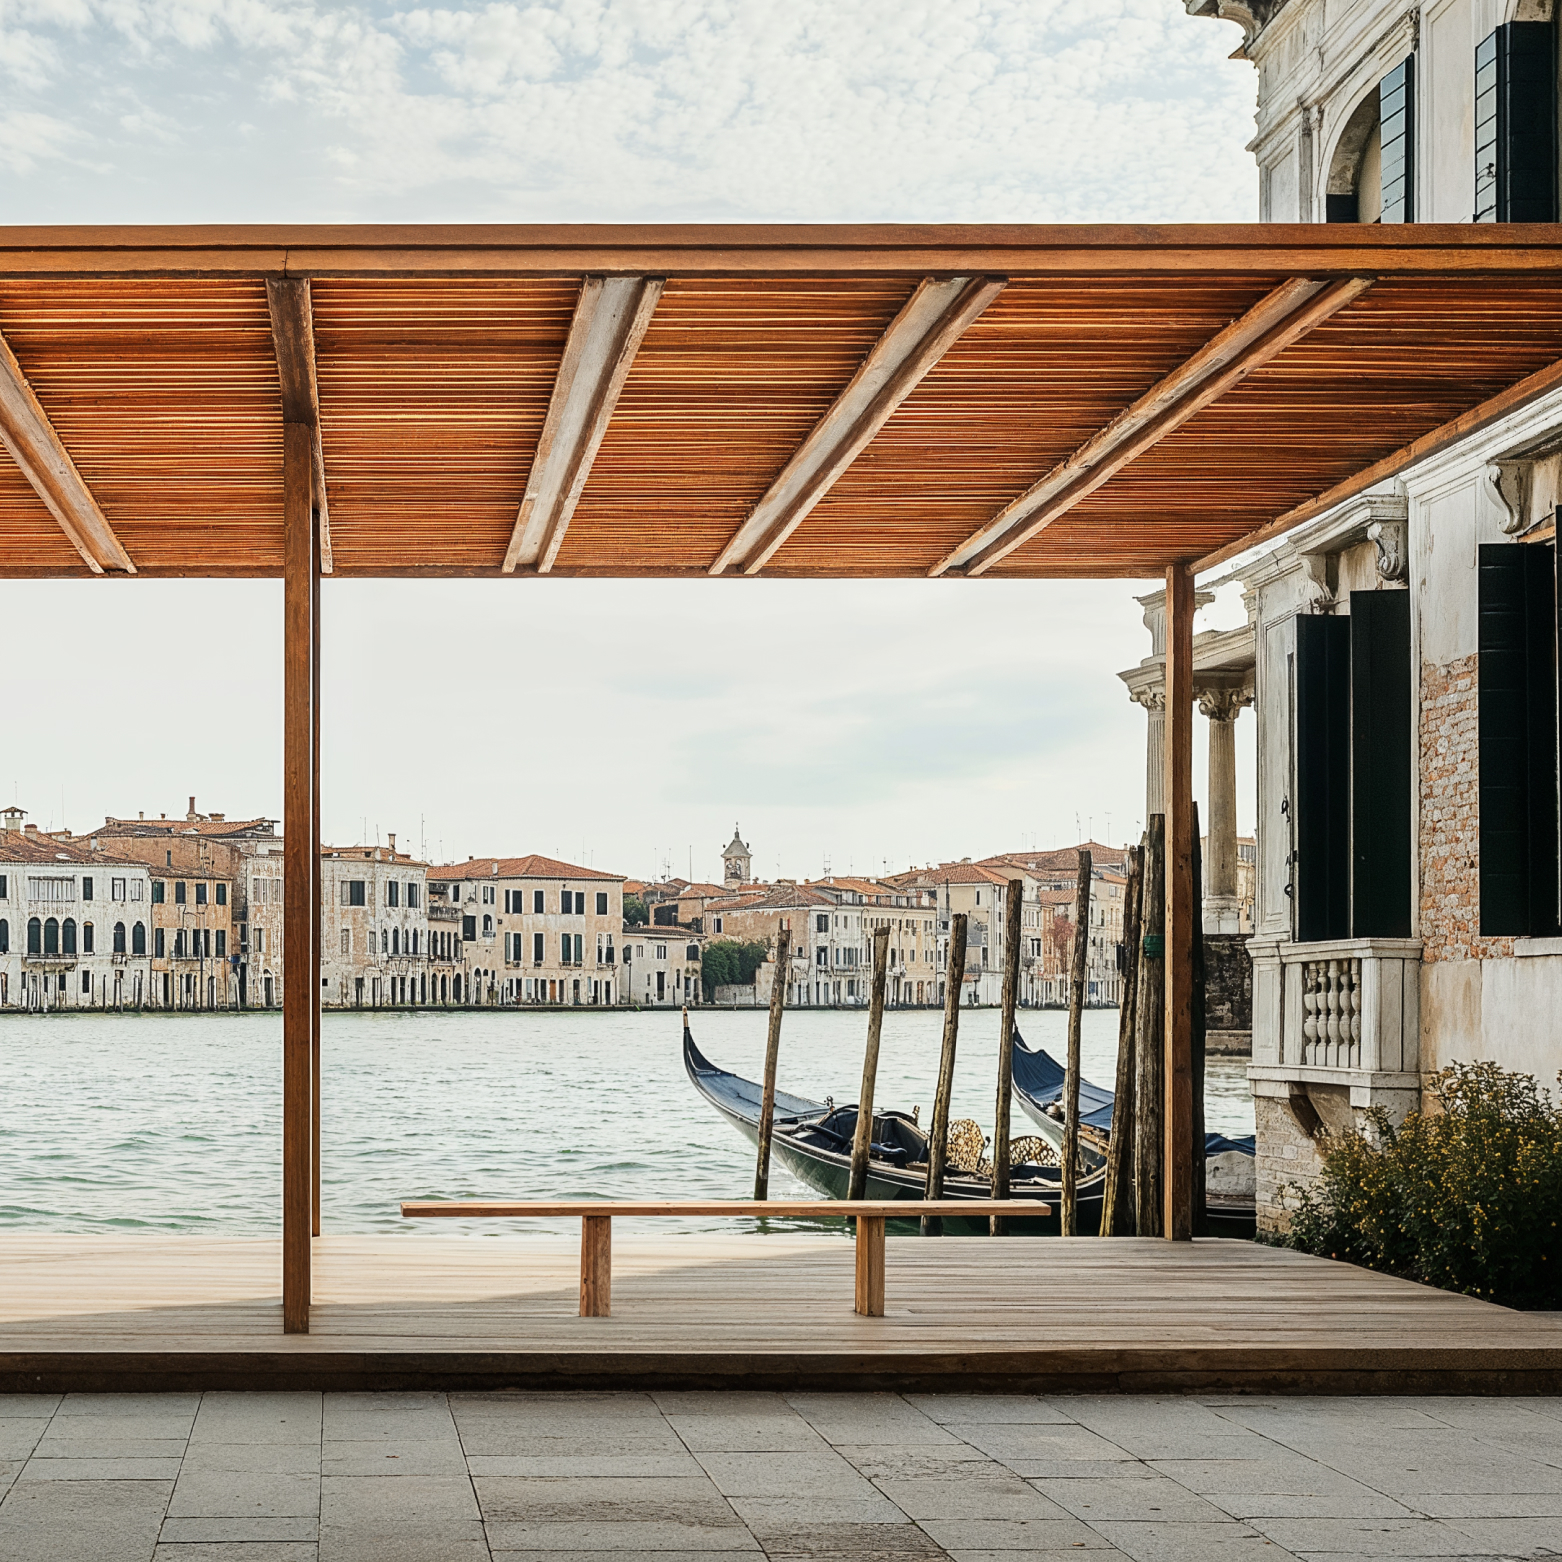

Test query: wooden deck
[3,1233,1559,1395]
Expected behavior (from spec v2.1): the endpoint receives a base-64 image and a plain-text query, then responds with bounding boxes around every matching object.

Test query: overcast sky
[1,0,1259,883]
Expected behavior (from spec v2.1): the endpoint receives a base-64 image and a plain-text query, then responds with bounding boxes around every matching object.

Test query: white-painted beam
[506,275,664,575]
[0,327,134,575]
[931,276,1374,578]
[711,274,1006,576]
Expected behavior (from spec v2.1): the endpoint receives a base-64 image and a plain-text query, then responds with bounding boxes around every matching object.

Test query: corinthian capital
[1197,685,1253,721]
[1129,687,1166,713]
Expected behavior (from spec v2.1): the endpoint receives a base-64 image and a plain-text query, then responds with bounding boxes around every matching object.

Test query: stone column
[1197,683,1252,934]
[1131,688,1167,816]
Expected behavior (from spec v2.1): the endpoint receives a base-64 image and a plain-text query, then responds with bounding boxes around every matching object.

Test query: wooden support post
[1163,562,1197,1242]
[854,1214,885,1316]
[310,548,321,1239]
[1135,816,1166,1238]
[848,925,891,1201]
[579,1214,612,1316]
[1191,803,1209,1239]
[281,420,317,1334]
[922,912,968,1237]
[1062,851,1092,1236]
[990,879,1024,1234]
[753,924,792,1200]
[1099,841,1144,1236]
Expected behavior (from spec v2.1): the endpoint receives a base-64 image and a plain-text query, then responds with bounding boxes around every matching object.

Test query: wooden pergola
[5,223,1562,1332]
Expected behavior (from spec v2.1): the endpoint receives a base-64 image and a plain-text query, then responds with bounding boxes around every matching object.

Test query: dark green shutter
[1476,23,1557,223]
[1479,543,1560,935]
[1295,614,1352,941]
[1380,56,1416,223]
[1351,590,1413,937]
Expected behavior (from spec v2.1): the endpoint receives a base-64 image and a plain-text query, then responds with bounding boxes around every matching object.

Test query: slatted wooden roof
[4,223,1562,581]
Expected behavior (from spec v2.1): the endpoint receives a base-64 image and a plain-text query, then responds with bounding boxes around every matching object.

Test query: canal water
[0,1007,1254,1238]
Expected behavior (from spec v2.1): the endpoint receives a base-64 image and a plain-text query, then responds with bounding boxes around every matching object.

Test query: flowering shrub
[1286,1062,1562,1310]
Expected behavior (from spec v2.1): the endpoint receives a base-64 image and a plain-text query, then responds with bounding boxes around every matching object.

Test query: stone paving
[1,1390,1560,1561]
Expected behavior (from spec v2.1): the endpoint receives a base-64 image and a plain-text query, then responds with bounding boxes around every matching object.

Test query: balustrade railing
[1300,956,1361,1068]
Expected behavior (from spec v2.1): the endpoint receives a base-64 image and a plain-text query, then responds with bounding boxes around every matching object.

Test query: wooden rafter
[712,275,1005,575]
[931,277,1375,578]
[505,275,663,574]
[0,326,133,574]
[266,277,334,575]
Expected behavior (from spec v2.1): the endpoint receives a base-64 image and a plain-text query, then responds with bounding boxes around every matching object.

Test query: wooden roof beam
[930,275,1375,579]
[266,277,333,575]
[0,327,134,574]
[711,275,1006,576]
[505,275,663,575]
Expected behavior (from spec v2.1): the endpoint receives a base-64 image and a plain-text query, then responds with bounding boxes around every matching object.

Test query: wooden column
[854,1215,885,1316]
[1162,563,1196,1242]
[580,1214,612,1316]
[282,421,318,1332]
[311,540,322,1237]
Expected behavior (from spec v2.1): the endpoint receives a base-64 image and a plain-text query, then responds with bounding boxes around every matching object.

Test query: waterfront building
[1179,0,1562,1229]
[93,802,285,1010]
[428,854,626,1006]
[699,881,831,1004]
[145,864,235,1011]
[0,812,155,1010]
[621,925,705,1006]
[807,876,941,1006]
[320,837,431,1008]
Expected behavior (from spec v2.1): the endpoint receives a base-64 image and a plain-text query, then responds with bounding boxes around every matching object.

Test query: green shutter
[1479,543,1560,935]
[1295,614,1352,941]
[1351,590,1413,937]
[1379,56,1416,223]
[1476,23,1557,224]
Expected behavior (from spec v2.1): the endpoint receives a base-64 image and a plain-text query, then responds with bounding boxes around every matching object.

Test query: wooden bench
[400,1199,1048,1317]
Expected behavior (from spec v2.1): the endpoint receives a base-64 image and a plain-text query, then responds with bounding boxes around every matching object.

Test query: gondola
[1009,1028,1257,1232]
[683,1019,1102,1234]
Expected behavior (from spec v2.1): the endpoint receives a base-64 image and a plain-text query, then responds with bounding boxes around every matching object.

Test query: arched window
[132,921,146,956]
[0,918,8,954]
[44,917,59,955]
[82,921,94,954]
[114,921,127,954]
[482,914,493,936]
[1326,86,1383,223]
[27,917,41,954]
[391,927,399,956]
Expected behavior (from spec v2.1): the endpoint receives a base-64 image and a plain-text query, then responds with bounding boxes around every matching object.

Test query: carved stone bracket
[1367,519,1408,581]
[1488,459,1532,535]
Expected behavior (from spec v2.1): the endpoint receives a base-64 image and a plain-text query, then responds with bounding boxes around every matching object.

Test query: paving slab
[1440,1512,1562,1552]
[159,1515,320,1542]
[54,1393,200,1421]
[20,1455,186,1480]
[0,1423,48,1461]
[786,1396,956,1448]
[1239,1516,1475,1556]
[872,1477,1072,1524]
[758,1525,952,1558]
[731,1494,913,1531]
[1146,1458,1386,1498]
[166,1468,321,1519]
[152,1545,317,1561]
[1029,1475,1233,1523]
[483,1518,759,1550]
[905,1396,1075,1426]
[322,1438,469,1476]
[0,1396,60,1418]
[191,1394,322,1446]
[917,1518,1112,1551]
[0,1476,174,1562]
[945,1425,1136,1465]
[696,1449,881,1499]
[180,1443,320,1476]
[834,1445,997,1480]
[466,1452,703,1478]
[1087,1520,1296,1561]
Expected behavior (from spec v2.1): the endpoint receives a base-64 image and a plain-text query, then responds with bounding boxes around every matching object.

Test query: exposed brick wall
[1254,1094,1325,1236]
[1419,655,1512,965]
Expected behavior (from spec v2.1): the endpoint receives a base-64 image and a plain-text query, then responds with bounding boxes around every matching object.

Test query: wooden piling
[990,879,1025,1234]
[1164,563,1197,1243]
[1135,815,1166,1238]
[922,911,968,1236]
[1100,842,1144,1236]
[848,925,892,1201]
[1062,851,1092,1236]
[752,924,792,1201]
[1191,803,1209,1239]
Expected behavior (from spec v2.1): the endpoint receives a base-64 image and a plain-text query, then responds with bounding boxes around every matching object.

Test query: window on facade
[1293,589,1413,942]
[27,917,41,954]
[346,880,366,907]
[195,882,207,906]
[388,880,400,908]
[1478,542,1560,936]
[391,927,400,955]
[0,874,6,900]
[82,876,93,901]
[175,929,187,958]
[463,915,476,941]
[561,933,571,963]
[533,931,544,962]
[42,917,59,954]
[82,921,94,954]
[483,885,495,905]
[714,916,723,932]
[28,876,74,902]
[113,921,126,954]
[111,877,126,901]
[1378,55,1415,223]
[1476,23,1557,224]
[174,881,187,905]
[216,883,227,905]
[407,883,419,909]
[0,918,8,954]
[530,888,542,912]
[255,926,264,953]
[479,915,490,937]
[596,891,608,915]
[132,922,145,955]
[60,917,77,954]
[131,879,143,901]
[216,929,226,957]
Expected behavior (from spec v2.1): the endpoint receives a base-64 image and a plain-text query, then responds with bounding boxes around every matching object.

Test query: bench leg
[580,1214,612,1317]
[854,1215,885,1317]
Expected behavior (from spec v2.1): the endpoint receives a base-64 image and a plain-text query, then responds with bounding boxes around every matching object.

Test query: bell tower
[722,824,752,888]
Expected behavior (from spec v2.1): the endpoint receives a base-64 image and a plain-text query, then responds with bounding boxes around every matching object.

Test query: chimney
[138,811,144,820]
[188,796,197,820]
[24,823,38,835]
[388,832,396,855]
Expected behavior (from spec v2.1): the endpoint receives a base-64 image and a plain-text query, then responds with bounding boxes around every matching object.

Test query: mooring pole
[1135,815,1166,1238]
[1164,562,1197,1241]
[848,925,892,1201]
[753,923,792,1200]
[990,879,1024,1234]
[1100,841,1144,1236]
[1062,850,1092,1236]
[1191,803,1208,1239]
[922,911,968,1236]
